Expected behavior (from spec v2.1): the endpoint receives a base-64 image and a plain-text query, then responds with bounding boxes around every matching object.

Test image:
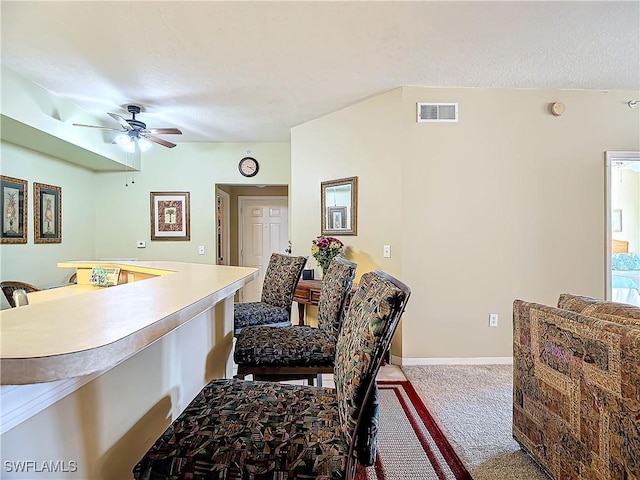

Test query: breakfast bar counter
[1,261,258,384]
[0,261,257,479]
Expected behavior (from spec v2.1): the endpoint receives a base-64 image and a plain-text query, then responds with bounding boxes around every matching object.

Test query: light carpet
[357,381,472,480]
[402,364,551,480]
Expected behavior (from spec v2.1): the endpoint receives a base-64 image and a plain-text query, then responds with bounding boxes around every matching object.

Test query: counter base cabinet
[0,297,234,480]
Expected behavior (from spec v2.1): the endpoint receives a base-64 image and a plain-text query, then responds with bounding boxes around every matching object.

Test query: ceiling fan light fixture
[75,104,181,151]
[115,132,133,147]
[115,133,136,153]
[138,136,152,152]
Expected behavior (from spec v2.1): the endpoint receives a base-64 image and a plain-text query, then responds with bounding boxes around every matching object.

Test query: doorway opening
[605,151,640,305]
[215,184,289,301]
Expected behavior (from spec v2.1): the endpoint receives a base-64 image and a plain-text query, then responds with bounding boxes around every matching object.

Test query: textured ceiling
[2,1,639,143]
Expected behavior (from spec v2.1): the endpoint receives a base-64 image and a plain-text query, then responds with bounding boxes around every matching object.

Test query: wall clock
[238,157,259,177]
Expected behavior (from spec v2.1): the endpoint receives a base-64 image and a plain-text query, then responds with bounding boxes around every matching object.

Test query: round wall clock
[238,156,259,177]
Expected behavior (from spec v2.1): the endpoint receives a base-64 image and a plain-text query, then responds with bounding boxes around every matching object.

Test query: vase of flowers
[311,235,344,278]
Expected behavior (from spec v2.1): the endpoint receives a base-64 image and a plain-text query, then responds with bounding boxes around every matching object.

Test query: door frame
[216,188,230,265]
[604,151,640,300]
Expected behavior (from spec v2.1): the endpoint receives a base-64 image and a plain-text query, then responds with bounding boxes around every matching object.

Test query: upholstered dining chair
[234,255,357,385]
[234,253,307,335]
[1,281,40,308]
[133,270,411,480]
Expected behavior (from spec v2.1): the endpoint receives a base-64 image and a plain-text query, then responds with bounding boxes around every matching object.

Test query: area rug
[356,381,473,480]
[402,365,550,480]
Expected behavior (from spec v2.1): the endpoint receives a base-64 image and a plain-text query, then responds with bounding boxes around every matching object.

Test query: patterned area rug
[356,381,472,480]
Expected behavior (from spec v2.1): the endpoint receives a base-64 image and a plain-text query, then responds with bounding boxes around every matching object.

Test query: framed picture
[1,175,27,244]
[612,209,622,232]
[150,191,190,241]
[328,206,347,230]
[34,182,61,244]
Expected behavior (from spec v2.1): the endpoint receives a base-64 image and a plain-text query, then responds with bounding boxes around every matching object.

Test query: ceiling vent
[417,103,458,123]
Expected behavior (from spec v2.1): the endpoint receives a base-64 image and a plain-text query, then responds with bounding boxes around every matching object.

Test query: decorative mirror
[321,176,357,236]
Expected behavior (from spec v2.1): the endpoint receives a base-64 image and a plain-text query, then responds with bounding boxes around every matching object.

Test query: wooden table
[293,279,322,325]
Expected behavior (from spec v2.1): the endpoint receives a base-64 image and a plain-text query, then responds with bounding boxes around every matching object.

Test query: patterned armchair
[133,270,411,480]
[513,294,640,480]
[234,256,357,385]
[234,253,307,335]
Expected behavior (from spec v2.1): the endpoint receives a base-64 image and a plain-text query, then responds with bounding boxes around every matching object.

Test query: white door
[239,197,289,302]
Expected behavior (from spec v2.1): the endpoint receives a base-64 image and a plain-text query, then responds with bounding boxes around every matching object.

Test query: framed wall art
[612,209,622,232]
[150,191,190,241]
[1,175,28,244]
[328,206,347,230]
[34,182,61,244]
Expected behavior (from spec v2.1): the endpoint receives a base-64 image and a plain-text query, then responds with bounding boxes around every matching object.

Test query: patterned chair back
[317,256,357,337]
[1,281,40,308]
[333,270,411,466]
[260,253,307,310]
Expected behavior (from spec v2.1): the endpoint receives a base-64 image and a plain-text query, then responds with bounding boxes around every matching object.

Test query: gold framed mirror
[321,176,357,236]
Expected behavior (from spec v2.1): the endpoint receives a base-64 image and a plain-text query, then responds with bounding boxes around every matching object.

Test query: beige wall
[291,86,640,360]
[3,81,640,360]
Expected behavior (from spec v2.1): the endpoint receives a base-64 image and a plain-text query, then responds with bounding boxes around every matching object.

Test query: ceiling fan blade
[141,133,177,148]
[107,112,134,131]
[146,128,182,135]
[73,123,124,132]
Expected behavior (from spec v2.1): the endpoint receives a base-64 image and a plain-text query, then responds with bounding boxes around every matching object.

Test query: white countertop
[0,261,257,384]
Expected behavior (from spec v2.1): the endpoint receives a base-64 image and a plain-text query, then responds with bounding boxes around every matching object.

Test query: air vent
[417,103,458,123]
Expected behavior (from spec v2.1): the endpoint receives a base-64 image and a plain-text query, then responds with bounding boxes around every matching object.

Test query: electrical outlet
[198,246,205,255]
[137,241,146,248]
[489,314,499,327]
[383,245,391,258]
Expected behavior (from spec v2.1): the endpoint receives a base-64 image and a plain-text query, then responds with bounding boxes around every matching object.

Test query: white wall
[291,86,640,360]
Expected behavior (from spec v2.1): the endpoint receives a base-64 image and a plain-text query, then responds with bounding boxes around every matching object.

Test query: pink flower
[311,236,344,275]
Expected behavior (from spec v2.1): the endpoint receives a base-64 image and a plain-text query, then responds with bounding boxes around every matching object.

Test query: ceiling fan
[73,104,182,150]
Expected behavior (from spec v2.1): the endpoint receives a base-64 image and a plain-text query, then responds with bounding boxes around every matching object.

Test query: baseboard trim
[390,354,403,366]
[402,357,513,366]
